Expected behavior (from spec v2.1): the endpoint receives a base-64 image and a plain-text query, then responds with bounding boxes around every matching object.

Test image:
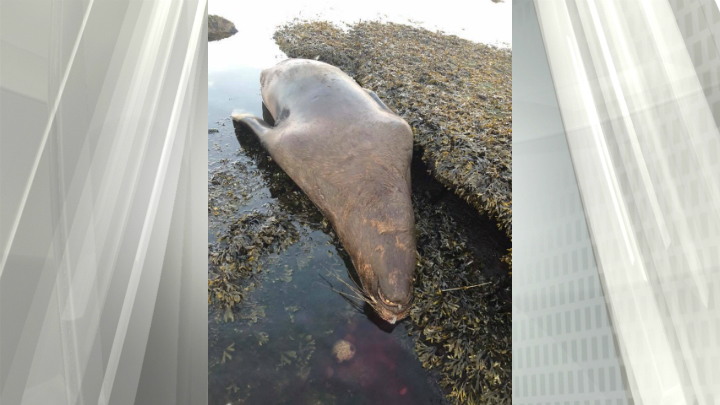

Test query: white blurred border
[0,1,208,404]
[535,0,720,403]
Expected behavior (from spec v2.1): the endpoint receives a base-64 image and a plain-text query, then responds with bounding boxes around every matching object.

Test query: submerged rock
[332,339,356,363]
[208,15,238,42]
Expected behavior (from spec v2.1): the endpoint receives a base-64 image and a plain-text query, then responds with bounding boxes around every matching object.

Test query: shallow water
[208,2,511,404]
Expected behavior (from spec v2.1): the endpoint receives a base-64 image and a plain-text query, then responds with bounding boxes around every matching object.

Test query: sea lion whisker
[327,271,370,299]
[343,297,365,314]
[315,280,368,304]
[316,277,371,304]
[325,282,365,314]
[342,269,366,295]
[346,273,367,296]
[335,290,369,304]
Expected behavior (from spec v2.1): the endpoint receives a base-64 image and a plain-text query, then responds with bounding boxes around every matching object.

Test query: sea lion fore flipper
[364,89,394,114]
[231,113,276,146]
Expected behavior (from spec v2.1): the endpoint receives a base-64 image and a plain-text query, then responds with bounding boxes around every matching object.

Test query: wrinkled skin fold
[232,59,416,323]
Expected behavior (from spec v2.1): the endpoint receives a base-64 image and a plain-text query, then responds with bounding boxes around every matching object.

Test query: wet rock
[208,15,238,42]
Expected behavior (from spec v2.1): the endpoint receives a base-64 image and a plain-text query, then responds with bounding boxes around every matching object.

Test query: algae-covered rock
[410,186,511,405]
[208,15,238,42]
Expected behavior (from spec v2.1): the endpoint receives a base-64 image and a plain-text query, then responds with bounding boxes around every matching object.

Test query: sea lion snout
[377,270,412,308]
[362,234,415,323]
[374,280,413,324]
[373,271,413,324]
[378,285,411,314]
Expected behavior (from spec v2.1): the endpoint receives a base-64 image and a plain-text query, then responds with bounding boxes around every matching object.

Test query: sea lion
[232,58,416,323]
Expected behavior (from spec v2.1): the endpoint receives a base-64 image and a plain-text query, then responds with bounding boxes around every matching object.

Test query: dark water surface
[208,19,448,405]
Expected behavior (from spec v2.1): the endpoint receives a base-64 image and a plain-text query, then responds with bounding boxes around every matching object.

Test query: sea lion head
[351,201,416,324]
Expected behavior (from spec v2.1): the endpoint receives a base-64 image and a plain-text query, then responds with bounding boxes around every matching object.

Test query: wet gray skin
[233,59,416,323]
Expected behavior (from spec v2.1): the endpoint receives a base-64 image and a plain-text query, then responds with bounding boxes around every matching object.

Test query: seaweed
[208,209,299,313]
[408,186,511,404]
